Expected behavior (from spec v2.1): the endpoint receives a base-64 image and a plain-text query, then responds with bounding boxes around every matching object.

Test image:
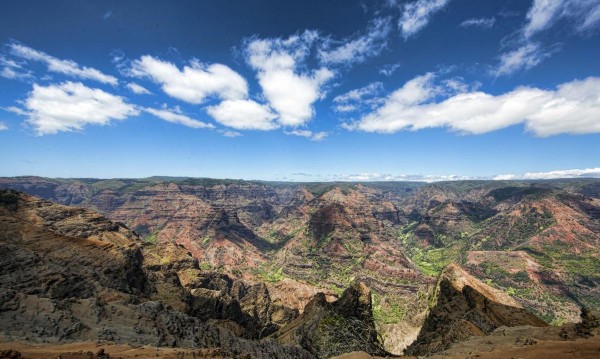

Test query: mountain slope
[406,263,547,355]
[1,177,599,354]
[0,190,313,358]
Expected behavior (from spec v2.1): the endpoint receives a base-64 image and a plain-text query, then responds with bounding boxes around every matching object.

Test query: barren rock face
[274,282,387,359]
[406,263,547,355]
[1,177,599,354]
[0,190,312,358]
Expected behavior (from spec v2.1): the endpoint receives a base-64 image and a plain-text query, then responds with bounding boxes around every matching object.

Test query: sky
[1,0,600,181]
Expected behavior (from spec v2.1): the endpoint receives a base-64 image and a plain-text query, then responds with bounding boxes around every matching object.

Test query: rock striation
[274,282,387,359]
[406,263,547,355]
[0,190,311,358]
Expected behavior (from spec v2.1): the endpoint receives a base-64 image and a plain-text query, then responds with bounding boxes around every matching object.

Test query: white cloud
[8,43,118,85]
[333,172,475,182]
[218,129,242,137]
[1,66,33,81]
[1,56,34,81]
[245,31,335,127]
[319,17,392,65]
[333,82,385,112]
[523,167,600,179]
[284,129,328,141]
[129,55,247,104]
[206,99,278,130]
[495,168,600,180]
[17,81,138,135]
[398,0,451,39]
[523,0,565,38]
[522,0,600,37]
[0,122,7,131]
[493,43,552,76]
[145,106,214,129]
[576,1,600,31]
[126,82,152,95]
[3,106,28,116]
[347,74,600,137]
[492,174,518,180]
[460,17,496,29]
[493,1,600,77]
[379,62,401,76]
[334,82,384,103]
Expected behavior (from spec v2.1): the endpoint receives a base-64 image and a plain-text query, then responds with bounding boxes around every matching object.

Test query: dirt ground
[0,341,234,359]
[2,325,600,359]
[333,325,600,359]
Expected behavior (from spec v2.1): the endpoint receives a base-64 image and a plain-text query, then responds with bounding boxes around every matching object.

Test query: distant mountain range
[1,176,599,356]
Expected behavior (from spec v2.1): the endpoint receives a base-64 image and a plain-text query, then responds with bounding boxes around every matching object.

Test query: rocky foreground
[0,190,388,358]
[0,185,599,358]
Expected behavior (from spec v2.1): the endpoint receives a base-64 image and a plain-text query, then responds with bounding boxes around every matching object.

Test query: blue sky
[1,0,599,181]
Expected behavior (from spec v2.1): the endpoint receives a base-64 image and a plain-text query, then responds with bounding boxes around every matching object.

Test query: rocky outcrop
[0,190,311,358]
[2,177,600,354]
[406,263,547,355]
[185,272,299,339]
[274,282,387,359]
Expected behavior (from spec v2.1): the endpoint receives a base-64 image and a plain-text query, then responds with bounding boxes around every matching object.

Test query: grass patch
[372,293,406,324]
[408,241,466,277]
[254,265,285,283]
[143,231,158,244]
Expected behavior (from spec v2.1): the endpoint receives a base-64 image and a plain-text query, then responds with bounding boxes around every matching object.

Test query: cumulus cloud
[126,82,152,95]
[460,17,496,29]
[245,31,335,127]
[493,43,553,76]
[8,43,118,85]
[346,73,600,137]
[206,99,278,130]
[284,129,328,141]
[145,106,214,129]
[333,82,385,112]
[16,81,138,135]
[398,0,451,39]
[494,168,600,180]
[129,55,248,104]
[319,17,392,65]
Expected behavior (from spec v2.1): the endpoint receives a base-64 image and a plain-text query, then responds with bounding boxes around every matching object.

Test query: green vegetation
[522,241,600,277]
[407,241,467,277]
[372,293,406,324]
[488,186,552,202]
[512,270,530,282]
[477,206,555,250]
[0,190,19,205]
[199,262,214,271]
[143,231,158,244]
[314,312,383,359]
[200,235,211,245]
[254,264,285,283]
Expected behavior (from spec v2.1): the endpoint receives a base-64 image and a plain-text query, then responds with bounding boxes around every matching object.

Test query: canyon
[0,177,599,357]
